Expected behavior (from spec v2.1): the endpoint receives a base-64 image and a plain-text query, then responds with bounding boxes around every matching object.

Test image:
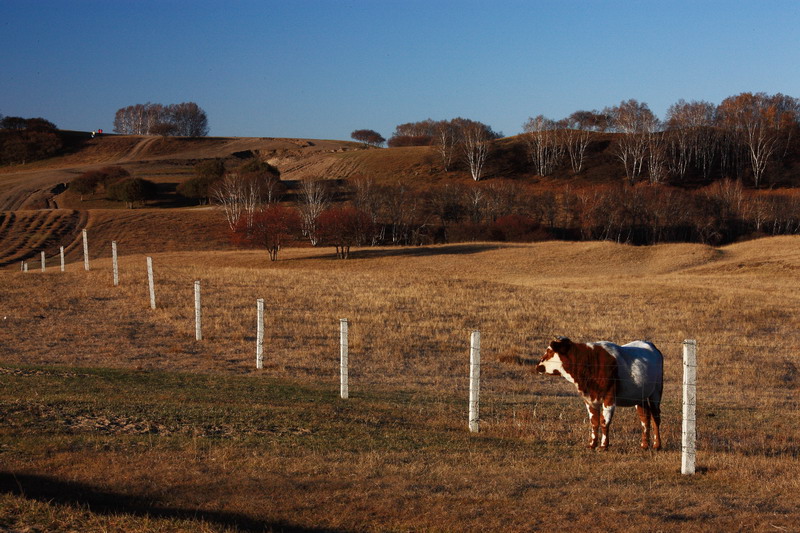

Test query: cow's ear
[551,337,571,353]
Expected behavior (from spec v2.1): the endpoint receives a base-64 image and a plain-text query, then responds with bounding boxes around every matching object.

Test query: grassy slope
[0,133,633,269]
[1,238,799,531]
[0,134,363,211]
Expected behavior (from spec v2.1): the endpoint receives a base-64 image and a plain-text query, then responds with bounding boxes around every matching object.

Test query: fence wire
[9,243,800,460]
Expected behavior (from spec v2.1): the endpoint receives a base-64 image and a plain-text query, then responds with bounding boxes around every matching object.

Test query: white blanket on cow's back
[590,340,663,407]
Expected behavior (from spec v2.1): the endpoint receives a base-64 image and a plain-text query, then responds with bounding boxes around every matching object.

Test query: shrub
[177,176,217,204]
[195,159,226,181]
[69,166,131,201]
[489,214,550,242]
[69,171,103,200]
[387,135,433,148]
[233,205,303,260]
[317,206,374,258]
[106,177,158,208]
[96,166,131,187]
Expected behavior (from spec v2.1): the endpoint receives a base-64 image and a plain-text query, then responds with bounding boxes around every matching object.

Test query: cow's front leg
[600,404,615,449]
[586,404,601,449]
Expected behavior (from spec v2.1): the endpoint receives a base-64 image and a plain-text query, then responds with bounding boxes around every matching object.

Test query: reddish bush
[489,215,550,242]
[387,135,434,147]
[317,206,374,259]
[447,222,491,242]
[235,206,303,261]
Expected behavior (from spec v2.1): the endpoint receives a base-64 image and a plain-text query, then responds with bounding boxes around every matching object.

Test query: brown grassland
[1,236,799,531]
[0,132,798,531]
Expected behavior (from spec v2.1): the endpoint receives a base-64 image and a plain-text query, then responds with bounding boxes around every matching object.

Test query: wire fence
[8,235,800,463]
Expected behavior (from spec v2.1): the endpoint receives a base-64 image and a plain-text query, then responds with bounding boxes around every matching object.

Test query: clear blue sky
[2,1,799,140]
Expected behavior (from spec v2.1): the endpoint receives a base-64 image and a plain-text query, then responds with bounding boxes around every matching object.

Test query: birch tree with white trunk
[298,178,331,245]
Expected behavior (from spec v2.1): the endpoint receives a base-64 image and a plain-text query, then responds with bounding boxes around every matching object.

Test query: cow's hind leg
[650,400,662,450]
[636,405,652,449]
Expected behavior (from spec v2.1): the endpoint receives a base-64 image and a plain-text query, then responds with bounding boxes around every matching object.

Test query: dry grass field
[1,236,799,531]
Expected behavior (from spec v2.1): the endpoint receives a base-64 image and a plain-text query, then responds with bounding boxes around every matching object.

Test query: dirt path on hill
[116,136,161,163]
[0,168,84,210]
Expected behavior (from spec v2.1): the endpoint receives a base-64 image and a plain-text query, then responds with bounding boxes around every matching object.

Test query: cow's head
[536,337,572,376]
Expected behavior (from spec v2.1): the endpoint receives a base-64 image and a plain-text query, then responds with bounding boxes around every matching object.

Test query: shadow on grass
[294,243,506,262]
[0,472,342,533]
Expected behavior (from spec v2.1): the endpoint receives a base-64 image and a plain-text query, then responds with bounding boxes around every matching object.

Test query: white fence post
[20,260,24,271]
[60,246,65,272]
[469,330,481,433]
[23,262,28,272]
[41,251,46,272]
[146,257,156,309]
[256,299,265,369]
[112,241,119,286]
[194,280,202,341]
[82,229,90,271]
[340,318,349,399]
[682,339,697,475]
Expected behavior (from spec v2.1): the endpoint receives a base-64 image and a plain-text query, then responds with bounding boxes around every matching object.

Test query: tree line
[69,166,158,208]
[342,177,800,247]
[0,115,62,165]
[87,141,800,259]
[539,93,799,189]
[201,161,800,261]
[387,118,503,180]
[112,102,209,136]
[357,91,799,188]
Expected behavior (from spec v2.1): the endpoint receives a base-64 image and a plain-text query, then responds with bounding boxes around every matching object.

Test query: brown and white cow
[536,337,663,450]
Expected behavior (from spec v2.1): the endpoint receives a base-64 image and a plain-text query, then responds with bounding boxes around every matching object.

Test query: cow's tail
[648,341,665,405]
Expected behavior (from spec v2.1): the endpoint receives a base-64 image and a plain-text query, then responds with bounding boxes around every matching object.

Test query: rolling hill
[2,129,800,269]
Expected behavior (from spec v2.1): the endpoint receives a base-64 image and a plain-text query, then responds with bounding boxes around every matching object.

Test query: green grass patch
[2,363,798,532]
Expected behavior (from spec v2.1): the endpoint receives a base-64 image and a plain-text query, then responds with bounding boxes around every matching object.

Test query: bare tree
[380,182,427,244]
[238,159,283,205]
[560,110,606,174]
[717,92,798,188]
[212,173,247,231]
[113,103,163,135]
[463,185,486,224]
[298,178,331,245]
[665,100,694,180]
[212,171,267,230]
[167,102,209,136]
[523,115,563,176]
[483,180,521,221]
[645,119,668,184]
[434,120,458,171]
[113,102,209,136]
[351,177,384,244]
[454,118,497,181]
[607,100,658,184]
[387,119,437,147]
[665,99,717,181]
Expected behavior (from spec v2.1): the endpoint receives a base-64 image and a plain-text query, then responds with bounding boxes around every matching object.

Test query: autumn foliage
[489,214,549,242]
[69,166,132,201]
[350,129,385,147]
[232,205,303,261]
[0,116,62,165]
[316,206,374,259]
